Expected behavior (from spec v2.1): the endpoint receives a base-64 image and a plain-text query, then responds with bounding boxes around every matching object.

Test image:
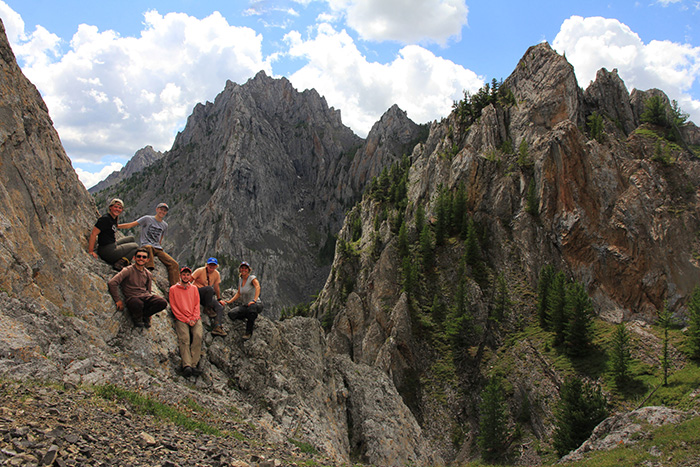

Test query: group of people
[91,198,263,377]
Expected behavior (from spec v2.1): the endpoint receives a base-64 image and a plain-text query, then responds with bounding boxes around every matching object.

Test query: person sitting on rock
[118,202,179,286]
[226,261,262,340]
[170,266,203,377]
[108,247,168,328]
[191,257,227,337]
[88,198,139,271]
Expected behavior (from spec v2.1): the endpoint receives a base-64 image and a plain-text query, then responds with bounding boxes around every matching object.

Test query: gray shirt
[137,215,168,249]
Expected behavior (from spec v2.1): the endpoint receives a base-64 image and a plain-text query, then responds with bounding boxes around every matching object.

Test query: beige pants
[174,319,203,369]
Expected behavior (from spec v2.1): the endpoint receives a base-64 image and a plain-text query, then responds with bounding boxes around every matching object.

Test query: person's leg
[141,295,167,327]
[244,303,262,336]
[153,249,179,286]
[142,245,156,270]
[124,297,145,326]
[174,320,193,369]
[190,320,203,368]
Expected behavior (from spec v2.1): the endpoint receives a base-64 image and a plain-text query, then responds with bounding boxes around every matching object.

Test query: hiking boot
[113,257,129,271]
[144,316,152,328]
[191,367,203,377]
[211,325,227,337]
[242,333,252,341]
[133,321,145,328]
[182,366,193,377]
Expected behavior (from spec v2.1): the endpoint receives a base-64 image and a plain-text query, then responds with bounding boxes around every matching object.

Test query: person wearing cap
[119,202,179,286]
[226,261,262,340]
[107,247,168,328]
[192,258,227,337]
[88,198,139,270]
[169,266,203,377]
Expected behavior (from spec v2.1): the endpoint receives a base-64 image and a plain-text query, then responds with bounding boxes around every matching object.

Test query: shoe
[144,316,152,328]
[133,321,145,328]
[182,366,193,377]
[242,333,252,341]
[211,325,227,337]
[113,258,128,271]
[191,367,203,377]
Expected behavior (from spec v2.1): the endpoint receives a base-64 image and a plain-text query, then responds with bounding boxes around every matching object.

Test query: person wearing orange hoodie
[169,266,203,377]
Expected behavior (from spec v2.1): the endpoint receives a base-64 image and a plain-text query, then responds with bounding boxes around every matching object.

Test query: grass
[287,438,318,454]
[95,383,223,436]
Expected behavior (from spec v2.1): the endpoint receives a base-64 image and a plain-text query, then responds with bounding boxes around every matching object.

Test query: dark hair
[135,247,148,256]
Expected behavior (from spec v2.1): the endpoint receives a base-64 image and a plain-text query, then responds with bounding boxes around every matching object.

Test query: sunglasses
[135,254,149,259]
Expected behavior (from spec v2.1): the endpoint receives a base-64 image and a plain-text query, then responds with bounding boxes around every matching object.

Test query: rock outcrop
[88,145,164,193]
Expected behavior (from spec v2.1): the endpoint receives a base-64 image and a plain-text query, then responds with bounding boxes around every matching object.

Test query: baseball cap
[207,257,218,265]
[239,261,251,269]
[180,266,192,273]
[156,202,169,210]
[109,198,124,208]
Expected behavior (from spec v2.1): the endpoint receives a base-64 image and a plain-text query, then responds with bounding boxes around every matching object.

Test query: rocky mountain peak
[89,145,164,193]
[583,67,636,134]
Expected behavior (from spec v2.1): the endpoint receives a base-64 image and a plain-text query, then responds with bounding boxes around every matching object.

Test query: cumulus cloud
[74,162,124,189]
[8,8,271,164]
[553,15,700,124]
[284,23,482,136]
[324,0,468,45]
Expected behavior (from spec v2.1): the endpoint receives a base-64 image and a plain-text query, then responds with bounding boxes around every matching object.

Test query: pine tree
[640,95,667,127]
[435,186,451,246]
[548,272,567,346]
[478,377,509,462]
[537,265,555,329]
[686,286,700,360]
[419,224,433,272]
[397,220,409,259]
[564,282,594,357]
[415,204,426,238]
[610,323,631,385]
[553,377,608,457]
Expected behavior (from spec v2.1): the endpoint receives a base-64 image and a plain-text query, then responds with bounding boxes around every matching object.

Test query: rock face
[0,20,435,467]
[314,42,700,462]
[94,72,425,314]
[88,145,164,193]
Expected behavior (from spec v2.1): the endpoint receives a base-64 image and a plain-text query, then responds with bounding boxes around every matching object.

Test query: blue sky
[1,0,699,188]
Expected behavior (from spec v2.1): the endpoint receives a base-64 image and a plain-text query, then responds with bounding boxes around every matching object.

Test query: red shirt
[169,282,200,323]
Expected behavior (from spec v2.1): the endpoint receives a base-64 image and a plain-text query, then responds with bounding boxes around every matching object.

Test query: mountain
[2,11,700,465]
[314,42,700,463]
[88,145,164,193]
[93,72,426,314]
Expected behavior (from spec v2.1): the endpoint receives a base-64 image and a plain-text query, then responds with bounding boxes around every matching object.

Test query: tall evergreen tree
[397,220,409,259]
[640,95,667,127]
[548,272,568,346]
[685,285,700,360]
[553,377,608,457]
[492,273,510,323]
[419,224,433,272]
[564,282,594,357]
[537,265,555,329]
[610,323,632,385]
[478,377,509,462]
[415,204,426,239]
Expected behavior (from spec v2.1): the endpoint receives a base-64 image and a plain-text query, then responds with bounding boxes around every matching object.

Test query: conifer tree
[435,186,451,246]
[537,265,555,329]
[610,323,631,385]
[478,377,509,462]
[415,204,426,238]
[686,286,700,360]
[548,272,567,345]
[553,377,608,457]
[397,220,409,259]
[492,273,509,323]
[419,224,433,272]
[564,282,594,357]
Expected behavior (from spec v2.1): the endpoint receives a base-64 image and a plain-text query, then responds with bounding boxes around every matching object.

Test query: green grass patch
[288,438,318,454]
[95,383,222,436]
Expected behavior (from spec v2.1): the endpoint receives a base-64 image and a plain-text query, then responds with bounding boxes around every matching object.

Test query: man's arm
[118,220,139,229]
[107,270,126,310]
[213,273,223,301]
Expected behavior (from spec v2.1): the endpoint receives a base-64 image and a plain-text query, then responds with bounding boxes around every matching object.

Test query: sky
[1,1,699,189]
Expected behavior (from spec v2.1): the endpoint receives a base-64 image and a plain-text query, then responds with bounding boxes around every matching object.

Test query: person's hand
[218,299,226,307]
[248,301,255,306]
[89,251,98,259]
[115,300,124,311]
[188,320,196,327]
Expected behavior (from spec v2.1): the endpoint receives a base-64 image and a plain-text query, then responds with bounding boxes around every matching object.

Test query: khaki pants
[174,319,203,369]
[142,245,179,286]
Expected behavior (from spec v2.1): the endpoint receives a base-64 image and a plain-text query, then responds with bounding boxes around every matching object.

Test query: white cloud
[324,0,468,45]
[553,15,700,125]
[74,162,123,189]
[8,7,271,163]
[285,23,482,136]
